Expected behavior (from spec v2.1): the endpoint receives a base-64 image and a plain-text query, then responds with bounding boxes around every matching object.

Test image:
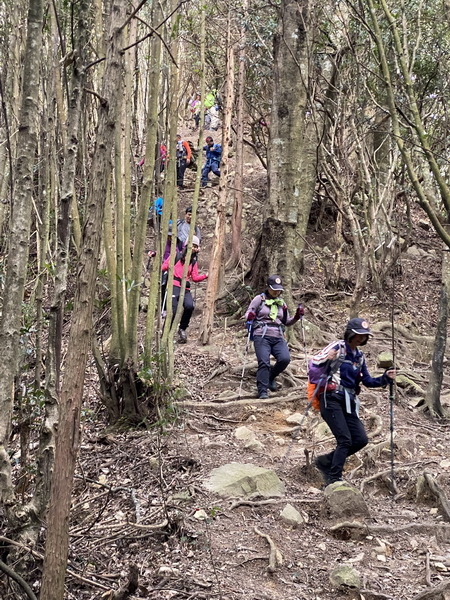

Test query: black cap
[267,274,284,291]
[346,318,373,337]
[185,206,192,213]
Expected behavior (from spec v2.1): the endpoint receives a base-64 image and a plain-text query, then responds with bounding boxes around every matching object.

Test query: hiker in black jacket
[312,318,396,485]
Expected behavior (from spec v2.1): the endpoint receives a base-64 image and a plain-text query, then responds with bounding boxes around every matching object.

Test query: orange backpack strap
[307,381,321,411]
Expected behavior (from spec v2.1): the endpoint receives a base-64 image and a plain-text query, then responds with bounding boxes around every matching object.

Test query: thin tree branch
[86,0,189,70]
[119,0,148,32]
[0,559,37,600]
[126,17,178,66]
[0,74,14,204]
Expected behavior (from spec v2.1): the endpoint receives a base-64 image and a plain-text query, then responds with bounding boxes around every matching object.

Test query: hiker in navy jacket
[245,275,304,399]
[313,318,396,485]
[201,136,221,187]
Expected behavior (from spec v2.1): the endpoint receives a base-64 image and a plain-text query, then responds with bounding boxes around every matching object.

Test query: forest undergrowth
[43,163,450,600]
[2,132,449,600]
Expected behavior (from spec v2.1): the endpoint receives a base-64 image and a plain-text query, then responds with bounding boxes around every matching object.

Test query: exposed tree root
[374,321,434,344]
[365,410,383,438]
[202,363,230,385]
[416,472,450,522]
[359,590,395,600]
[254,527,283,573]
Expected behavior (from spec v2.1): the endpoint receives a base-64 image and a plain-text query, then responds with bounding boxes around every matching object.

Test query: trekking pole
[389,247,398,495]
[238,328,252,397]
[280,316,312,467]
[161,289,167,318]
[389,379,396,492]
[300,316,309,373]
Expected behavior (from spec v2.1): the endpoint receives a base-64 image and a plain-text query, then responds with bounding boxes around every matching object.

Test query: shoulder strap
[254,293,266,317]
[328,340,347,375]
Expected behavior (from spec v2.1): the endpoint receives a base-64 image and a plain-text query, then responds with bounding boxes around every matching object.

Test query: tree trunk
[0,0,44,509]
[126,2,159,365]
[200,13,234,344]
[424,244,449,418]
[0,0,26,236]
[227,1,247,270]
[40,0,125,596]
[34,0,90,524]
[248,0,314,295]
[143,2,164,359]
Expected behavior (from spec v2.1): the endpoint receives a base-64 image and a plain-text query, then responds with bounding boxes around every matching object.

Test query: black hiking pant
[253,334,290,396]
[171,285,194,330]
[319,393,368,482]
[177,158,188,187]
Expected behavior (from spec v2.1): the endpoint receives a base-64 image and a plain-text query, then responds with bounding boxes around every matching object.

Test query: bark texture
[0,0,44,508]
[249,0,314,294]
[40,0,125,596]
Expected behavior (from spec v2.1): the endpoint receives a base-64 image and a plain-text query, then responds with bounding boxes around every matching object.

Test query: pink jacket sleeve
[191,262,207,282]
[162,257,170,272]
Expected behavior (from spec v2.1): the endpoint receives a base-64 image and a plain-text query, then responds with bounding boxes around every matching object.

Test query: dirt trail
[66,132,450,599]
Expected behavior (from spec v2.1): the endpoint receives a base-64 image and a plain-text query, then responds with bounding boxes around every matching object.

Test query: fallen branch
[359,590,394,600]
[254,527,283,573]
[330,521,450,542]
[230,497,321,510]
[174,391,302,409]
[0,559,37,600]
[0,535,110,591]
[412,579,450,600]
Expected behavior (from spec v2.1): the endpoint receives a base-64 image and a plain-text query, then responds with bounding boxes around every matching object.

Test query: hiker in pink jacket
[162,235,208,343]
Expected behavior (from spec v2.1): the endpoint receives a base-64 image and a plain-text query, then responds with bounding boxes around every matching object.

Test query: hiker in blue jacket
[201,136,221,187]
[312,318,396,486]
[245,275,304,399]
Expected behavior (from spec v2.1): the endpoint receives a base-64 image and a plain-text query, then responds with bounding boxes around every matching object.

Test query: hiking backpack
[186,140,198,170]
[307,341,363,410]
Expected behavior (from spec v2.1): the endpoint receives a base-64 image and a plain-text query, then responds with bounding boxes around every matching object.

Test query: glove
[245,321,253,332]
[247,311,256,321]
[148,250,157,258]
[295,304,305,319]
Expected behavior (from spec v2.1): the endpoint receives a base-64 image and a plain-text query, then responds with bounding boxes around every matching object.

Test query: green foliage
[14,385,46,431]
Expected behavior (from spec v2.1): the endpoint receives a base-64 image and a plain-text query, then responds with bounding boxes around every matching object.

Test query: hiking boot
[258,391,268,399]
[177,328,187,343]
[268,380,280,392]
[314,455,332,484]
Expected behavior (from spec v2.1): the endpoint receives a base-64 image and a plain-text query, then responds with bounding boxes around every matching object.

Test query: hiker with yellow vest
[245,275,304,399]
[310,318,396,485]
